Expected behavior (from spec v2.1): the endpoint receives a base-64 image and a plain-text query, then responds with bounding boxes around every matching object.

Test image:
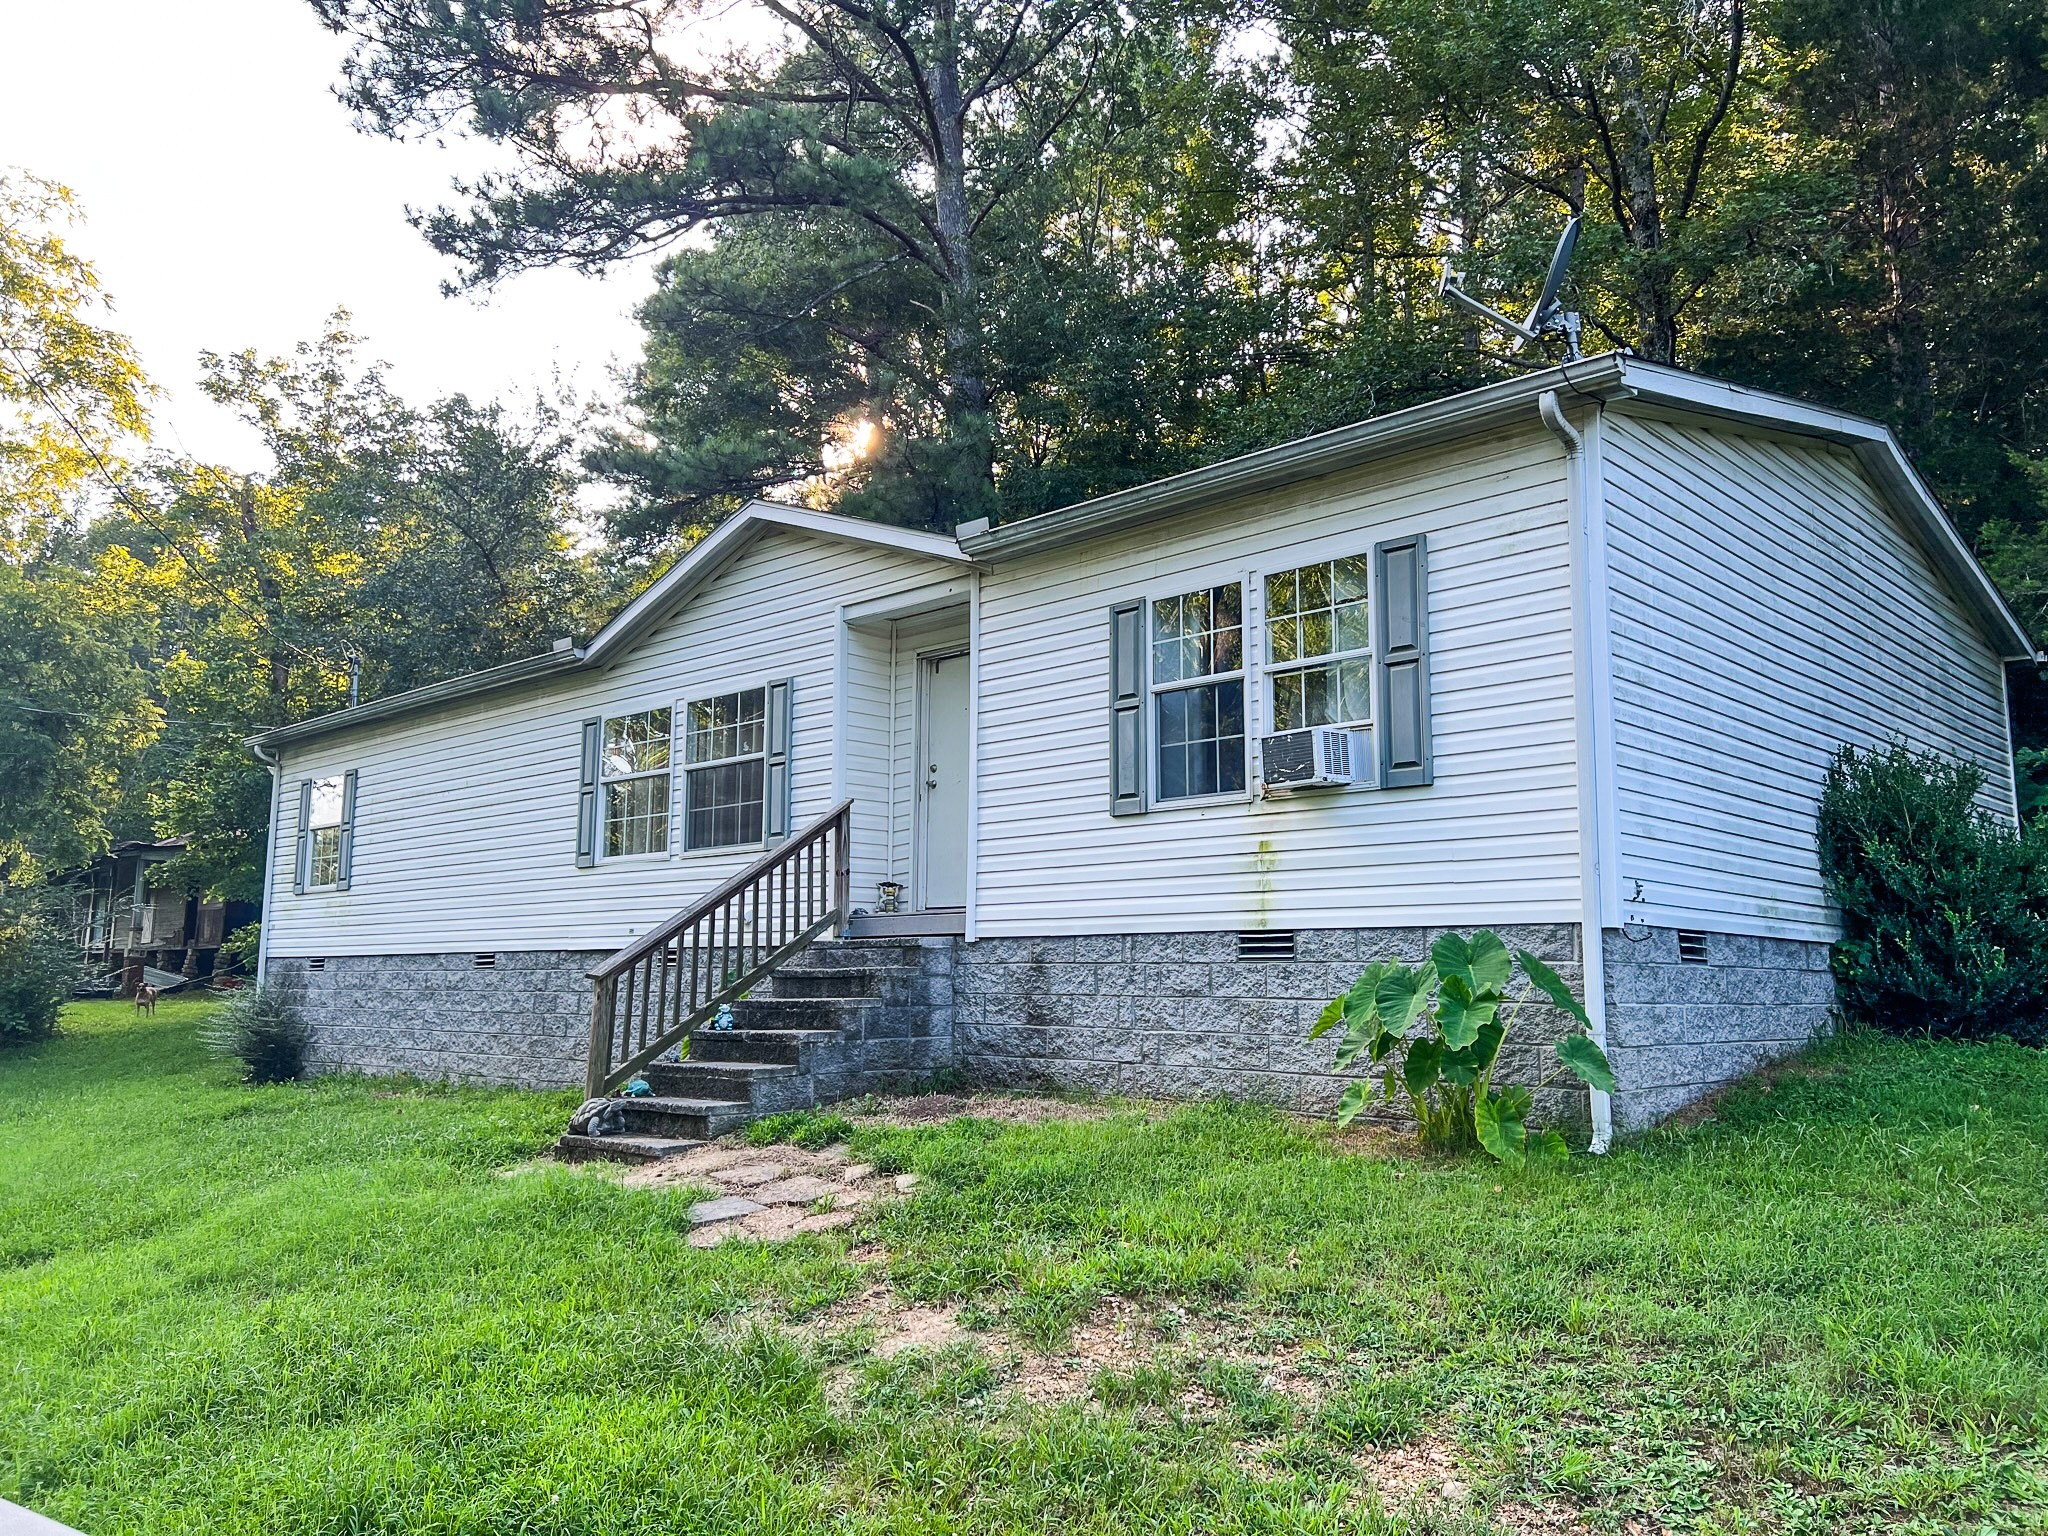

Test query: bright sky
[0,0,654,470]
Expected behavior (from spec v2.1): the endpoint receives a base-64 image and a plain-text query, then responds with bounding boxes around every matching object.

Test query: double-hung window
[684,688,767,850]
[305,776,345,889]
[1150,582,1247,802]
[1264,555,1372,735]
[601,709,672,857]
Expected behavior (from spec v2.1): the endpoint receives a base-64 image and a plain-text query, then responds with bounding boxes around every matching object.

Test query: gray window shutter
[292,779,312,896]
[336,769,358,891]
[1374,533,1434,788]
[1109,600,1147,816]
[764,677,795,841]
[576,718,601,867]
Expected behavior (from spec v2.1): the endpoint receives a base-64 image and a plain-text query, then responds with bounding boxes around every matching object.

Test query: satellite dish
[1439,214,1585,360]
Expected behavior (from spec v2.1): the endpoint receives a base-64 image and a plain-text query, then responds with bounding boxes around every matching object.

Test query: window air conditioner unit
[1260,727,1368,792]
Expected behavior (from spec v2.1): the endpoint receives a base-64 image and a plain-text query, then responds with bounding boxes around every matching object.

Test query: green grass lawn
[3,999,2045,1535]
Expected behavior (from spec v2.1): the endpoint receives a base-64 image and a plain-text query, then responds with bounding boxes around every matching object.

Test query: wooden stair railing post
[583,799,855,1099]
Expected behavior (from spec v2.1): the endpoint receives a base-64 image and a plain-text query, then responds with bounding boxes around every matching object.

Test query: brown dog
[133,982,159,1015]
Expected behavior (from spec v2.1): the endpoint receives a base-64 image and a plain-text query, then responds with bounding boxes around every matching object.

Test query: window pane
[309,776,345,829]
[1266,569,1298,618]
[1340,658,1373,721]
[1333,555,1370,603]
[309,825,342,887]
[1153,581,1242,685]
[1335,599,1372,653]
[685,690,764,765]
[1213,582,1241,629]
[1272,670,1305,731]
[1153,595,1183,640]
[1152,639,1183,686]
[1154,679,1244,802]
[604,710,671,776]
[604,775,669,857]
[1298,561,1330,612]
[1269,616,1299,664]
[1300,609,1333,659]
[687,758,766,850]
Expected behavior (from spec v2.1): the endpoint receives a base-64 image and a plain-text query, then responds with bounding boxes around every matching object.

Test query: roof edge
[957,354,1636,560]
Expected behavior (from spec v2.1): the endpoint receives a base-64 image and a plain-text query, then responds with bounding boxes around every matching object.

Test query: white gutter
[249,740,282,989]
[1542,387,1616,1156]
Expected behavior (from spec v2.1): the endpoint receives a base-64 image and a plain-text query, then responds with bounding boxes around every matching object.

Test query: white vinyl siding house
[971,423,1584,936]
[263,520,968,955]
[1601,413,2017,941]
[249,355,2034,1129]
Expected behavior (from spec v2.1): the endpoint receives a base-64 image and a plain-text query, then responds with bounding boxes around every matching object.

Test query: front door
[914,650,970,911]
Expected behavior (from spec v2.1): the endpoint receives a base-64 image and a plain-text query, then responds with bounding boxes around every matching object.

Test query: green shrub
[200,984,310,1083]
[0,899,72,1046]
[1819,742,2048,1044]
[216,920,259,977]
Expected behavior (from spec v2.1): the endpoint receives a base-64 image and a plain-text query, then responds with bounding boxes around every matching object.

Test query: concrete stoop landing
[554,937,955,1163]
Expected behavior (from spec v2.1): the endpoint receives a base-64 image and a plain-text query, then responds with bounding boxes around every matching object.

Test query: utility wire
[1,336,332,669]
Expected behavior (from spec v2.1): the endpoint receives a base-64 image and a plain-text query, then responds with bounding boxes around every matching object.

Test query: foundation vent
[1237,930,1298,962]
[1676,930,1710,965]
[305,957,327,972]
[473,952,499,970]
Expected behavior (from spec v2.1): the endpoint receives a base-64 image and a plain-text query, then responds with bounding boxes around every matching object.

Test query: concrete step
[784,940,926,972]
[686,1027,842,1067]
[613,1094,754,1140]
[765,966,883,999]
[732,996,880,1031]
[556,1131,703,1163]
[643,1058,801,1100]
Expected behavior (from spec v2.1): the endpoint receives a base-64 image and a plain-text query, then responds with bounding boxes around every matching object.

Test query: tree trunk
[1610,48,1680,362]
[929,0,994,509]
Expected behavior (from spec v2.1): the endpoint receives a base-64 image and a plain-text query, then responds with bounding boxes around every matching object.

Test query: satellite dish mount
[1439,215,1584,361]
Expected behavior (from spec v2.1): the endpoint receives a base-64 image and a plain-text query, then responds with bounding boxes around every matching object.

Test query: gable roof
[956,353,2035,662]
[250,501,973,751]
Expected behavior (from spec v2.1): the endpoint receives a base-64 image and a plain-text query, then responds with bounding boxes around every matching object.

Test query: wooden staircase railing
[585,799,853,1097]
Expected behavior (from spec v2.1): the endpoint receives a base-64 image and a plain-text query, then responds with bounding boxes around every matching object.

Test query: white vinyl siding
[1601,413,2015,941]
[266,530,961,954]
[973,425,1582,935]
[888,609,971,883]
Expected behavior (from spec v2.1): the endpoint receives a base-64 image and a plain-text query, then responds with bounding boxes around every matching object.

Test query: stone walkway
[619,1141,919,1247]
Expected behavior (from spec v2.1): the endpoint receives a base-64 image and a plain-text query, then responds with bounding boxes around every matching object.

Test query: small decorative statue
[711,1003,736,1031]
[876,879,904,915]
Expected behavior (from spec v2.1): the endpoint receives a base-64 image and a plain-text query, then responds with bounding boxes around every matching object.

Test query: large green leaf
[1334,1015,1377,1071]
[1471,1019,1506,1073]
[1436,975,1499,1052]
[1309,994,1346,1041]
[1335,1079,1372,1126]
[1473,1087,1528,1166]
[1529,1128,1570,1165]
[1402,1037,1443,1098]
[1375,961,1438,1033]
[1517,951,1592,1031]
[1555,1033,1616,1093]
[1432,930,1511,1000]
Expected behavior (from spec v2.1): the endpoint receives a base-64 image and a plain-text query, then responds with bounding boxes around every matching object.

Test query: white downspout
[250,740,281,988]
[1541,388,1615,1155]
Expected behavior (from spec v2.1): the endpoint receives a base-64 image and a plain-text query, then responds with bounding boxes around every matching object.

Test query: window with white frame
[1150,582,1247,801]
[305,775,345,888]
[1264,555,1373,735]
[601,708,672,857]
[684,687,767,849]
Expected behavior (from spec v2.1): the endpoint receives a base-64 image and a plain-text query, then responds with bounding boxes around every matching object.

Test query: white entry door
[914,650,970,911]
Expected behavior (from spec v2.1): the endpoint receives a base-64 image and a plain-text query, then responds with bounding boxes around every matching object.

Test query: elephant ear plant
[1310,930,1615,1165]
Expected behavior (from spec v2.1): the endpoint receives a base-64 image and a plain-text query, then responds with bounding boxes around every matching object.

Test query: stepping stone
[752,1174,842,1206]
[842,1164,876,1183]
[741,1205,808,1239]
[687,1222,741,1249]
[894,1173,921,1193]
[796,1209,858,1233]
[719,1163,788,1188]
[688,1195,765,1225]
